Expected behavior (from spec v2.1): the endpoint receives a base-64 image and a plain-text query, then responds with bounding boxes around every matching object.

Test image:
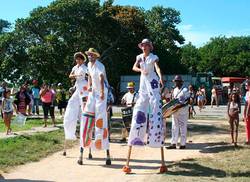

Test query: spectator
[211,86,218,108]
[40,83,56,127]
[24,81,33,115]
[201,85,207,106]
[2,89,17,135]
[161,87,171,104]
[188,85,196,118]
[196,87,205,112]
[0,82,7,118]
[227,93,240,146]
[56,83,67,116]
[14,85,31,115]
[32,80,40,115]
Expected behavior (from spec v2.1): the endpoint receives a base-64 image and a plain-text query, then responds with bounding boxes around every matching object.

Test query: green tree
[181,42,200,74]
[198,36,250,76]
[145,6,185,74]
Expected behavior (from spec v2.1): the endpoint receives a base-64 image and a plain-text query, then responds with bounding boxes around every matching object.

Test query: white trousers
[128,76,164,148]
[80,91,109,151]
[64,84,88,140]
[171,108,188,146]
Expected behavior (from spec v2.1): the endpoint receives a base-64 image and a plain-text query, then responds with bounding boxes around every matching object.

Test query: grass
[0,129,72,172]
[154,145,250,182]
[0,118,63,133]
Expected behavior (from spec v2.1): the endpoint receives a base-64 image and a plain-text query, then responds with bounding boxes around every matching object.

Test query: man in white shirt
[120,82,139,142]
[78,48,111,166]
[166,75,190,150]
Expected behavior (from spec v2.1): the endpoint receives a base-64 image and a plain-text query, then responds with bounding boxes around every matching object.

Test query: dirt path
[2,140,207,182]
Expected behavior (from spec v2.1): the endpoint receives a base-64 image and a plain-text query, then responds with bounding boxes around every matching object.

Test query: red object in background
[222,77,246,83]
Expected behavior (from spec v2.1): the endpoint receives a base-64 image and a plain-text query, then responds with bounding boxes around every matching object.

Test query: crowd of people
[0,80,69,134]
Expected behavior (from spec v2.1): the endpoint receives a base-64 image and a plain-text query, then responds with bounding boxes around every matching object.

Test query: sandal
[122,165,131,174]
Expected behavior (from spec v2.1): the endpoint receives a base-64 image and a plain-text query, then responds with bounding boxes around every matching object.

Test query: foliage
[0,0,185,89]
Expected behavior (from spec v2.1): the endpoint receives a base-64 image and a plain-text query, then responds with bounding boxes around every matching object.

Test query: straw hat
[74,52,87,61]
[172,75,184,82]
[85,48,100,58]
[138,38,153,51]
[127,82,135,89]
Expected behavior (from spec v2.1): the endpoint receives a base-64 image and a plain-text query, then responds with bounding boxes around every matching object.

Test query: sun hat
[138,38,153,51]
[127,82,135,89]
[85,48,100,58]
[74,52,87,61]
[172,75,184,82]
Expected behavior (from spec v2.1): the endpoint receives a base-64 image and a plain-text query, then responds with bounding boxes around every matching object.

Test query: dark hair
[74,52,86,61]
[3,89,11,98]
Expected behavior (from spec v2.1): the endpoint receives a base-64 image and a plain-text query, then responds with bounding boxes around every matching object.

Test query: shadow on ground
[167,160,226,178]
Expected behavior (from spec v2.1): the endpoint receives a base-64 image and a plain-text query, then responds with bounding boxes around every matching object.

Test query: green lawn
[0,129,72,172]
[0,118,63,133]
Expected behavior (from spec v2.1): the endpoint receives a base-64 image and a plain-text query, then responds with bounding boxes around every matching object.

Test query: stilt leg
[106,149,111,165]
[122,146,132,173]
[88,148,93,159]
[77,147,84,165]
[63,140,67,156]
[159,147,168,173]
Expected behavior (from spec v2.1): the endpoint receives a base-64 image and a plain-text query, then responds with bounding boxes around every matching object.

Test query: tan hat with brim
[85,48,100,58]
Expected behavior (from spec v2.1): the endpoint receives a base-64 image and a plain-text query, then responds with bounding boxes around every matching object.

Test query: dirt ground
[0,106,247,182]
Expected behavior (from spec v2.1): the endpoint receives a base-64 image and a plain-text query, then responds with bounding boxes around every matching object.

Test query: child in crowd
[2,89,17,135]
[227,93,240,146]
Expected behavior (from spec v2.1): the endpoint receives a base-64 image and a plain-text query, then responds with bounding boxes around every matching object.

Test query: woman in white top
[211,86,218,108]
[123,39,167,174]
[63,52,88,156]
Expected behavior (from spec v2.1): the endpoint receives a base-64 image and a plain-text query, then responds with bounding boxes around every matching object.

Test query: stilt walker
[63,52,90,156]
[78,48,111,165]
[122,39,167,174]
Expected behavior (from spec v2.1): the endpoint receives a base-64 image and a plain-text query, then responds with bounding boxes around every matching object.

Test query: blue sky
[1,0,249,47]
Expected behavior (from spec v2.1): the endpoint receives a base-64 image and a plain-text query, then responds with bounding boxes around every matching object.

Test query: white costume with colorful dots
[64,64,88,140]
[80,60,109,150]
[128,53,164,148]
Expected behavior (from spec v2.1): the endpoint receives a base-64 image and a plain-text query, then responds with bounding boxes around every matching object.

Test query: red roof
[222,77,246,83]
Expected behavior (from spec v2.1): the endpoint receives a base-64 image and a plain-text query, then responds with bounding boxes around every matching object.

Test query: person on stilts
[63,52,89,156]
[78,48,111,165]
[122,39,167,174]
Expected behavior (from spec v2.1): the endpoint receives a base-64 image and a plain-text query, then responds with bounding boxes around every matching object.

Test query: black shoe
[77,160,83,165]
[88,153,93,159]
[63,151,66,156]
[165,144,176,149]
[179,146,186,149]
[106,158,111,165]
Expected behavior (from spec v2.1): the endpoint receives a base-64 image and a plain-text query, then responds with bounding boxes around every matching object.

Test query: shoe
[122,166,131,174]
[179,146,186,149]
[159,165,168,173]
[165,144,176,149]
